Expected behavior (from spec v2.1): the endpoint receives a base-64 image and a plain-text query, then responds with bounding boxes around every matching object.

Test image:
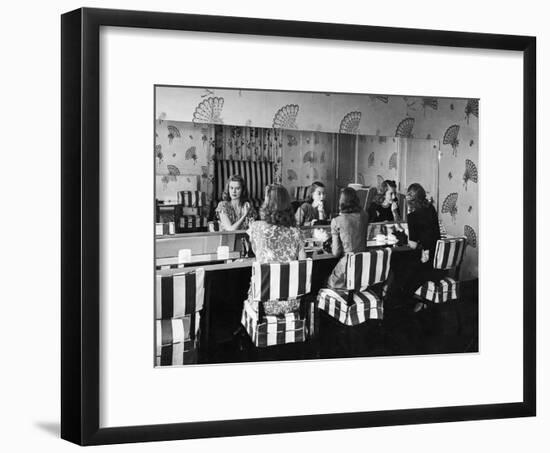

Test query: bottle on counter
[240,237,247,258]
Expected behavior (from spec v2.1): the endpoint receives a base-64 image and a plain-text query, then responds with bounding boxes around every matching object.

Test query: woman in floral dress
[216,174,257,231]
[247,184,306,315]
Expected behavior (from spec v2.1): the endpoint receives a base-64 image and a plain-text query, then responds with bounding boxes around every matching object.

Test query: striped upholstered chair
[155,268,205,366]
[316,248,392,327]
[241,259,313,348]
[414,237,466,305]
[294,186,309,202]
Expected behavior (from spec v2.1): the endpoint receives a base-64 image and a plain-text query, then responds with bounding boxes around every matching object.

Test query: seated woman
[327,187,369,288]
[295,181,331,227]
[247,184,307,315]
[216,174,257,231]
[386,183,442,311]
[367,179,400,222]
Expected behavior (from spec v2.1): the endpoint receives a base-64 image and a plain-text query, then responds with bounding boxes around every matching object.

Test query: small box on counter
[216,245,229,260]
[177,249,192,264]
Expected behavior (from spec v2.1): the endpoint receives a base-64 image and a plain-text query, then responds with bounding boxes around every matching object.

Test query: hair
[221,174,250,204]
[260,184,295,227]
[339,187,361,214]
[374,180,397,204]
[406,183,431,211]
[306,181,325,204]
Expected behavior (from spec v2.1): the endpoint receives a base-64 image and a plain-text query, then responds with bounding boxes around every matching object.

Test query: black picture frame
[61,7,536,446]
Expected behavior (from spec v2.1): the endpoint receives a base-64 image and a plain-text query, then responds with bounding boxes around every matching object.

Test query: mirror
[154,122,440,236]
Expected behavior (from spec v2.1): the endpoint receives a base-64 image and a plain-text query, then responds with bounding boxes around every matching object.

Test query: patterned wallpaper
[357,136,399,188]
[156,88,479,280]
[281,130,335,209]
[155,121,216,218]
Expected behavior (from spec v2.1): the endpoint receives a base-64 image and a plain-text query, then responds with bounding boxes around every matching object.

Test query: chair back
[155,268,205,319]
[177,190,204,207]
[251,259,313,302]
[215,159,274,208]
[346,248,392,291]
[433,237,467,270]
[294,186,309,201]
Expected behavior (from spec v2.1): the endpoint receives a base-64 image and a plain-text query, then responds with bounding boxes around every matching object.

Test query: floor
[206,279,478,364]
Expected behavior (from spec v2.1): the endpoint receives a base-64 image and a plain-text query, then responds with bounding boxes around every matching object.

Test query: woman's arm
[407,239,419,250]
[391,201,400,221]
[295,206,304,227]
[330,218,343,257]
[406,211,420,250]
[296,228,307,260]
[219,202,250,231]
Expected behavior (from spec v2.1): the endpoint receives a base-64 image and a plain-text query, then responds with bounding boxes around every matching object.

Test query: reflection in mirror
[154,121,440,239]
[336,134,440,222]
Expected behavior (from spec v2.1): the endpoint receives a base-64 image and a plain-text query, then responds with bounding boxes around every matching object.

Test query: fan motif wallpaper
[156,87,479,279]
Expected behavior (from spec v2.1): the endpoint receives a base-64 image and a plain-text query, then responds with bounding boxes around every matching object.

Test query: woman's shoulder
[250,219,268,231]
[299,201,313,211]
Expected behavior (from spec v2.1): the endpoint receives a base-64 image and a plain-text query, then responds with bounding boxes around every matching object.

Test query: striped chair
[294,186,309,202]
[177,190,204,207]
[177,190,207,232]
[316,249,392,327]
[155,268,205,366]
[215,159,274,210]
[241,259,313,348]
[414,237,466,305]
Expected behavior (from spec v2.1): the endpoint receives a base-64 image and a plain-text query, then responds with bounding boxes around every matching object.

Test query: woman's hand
[421,249,430,263]
[317,201,326,220]
[242,202,250,217]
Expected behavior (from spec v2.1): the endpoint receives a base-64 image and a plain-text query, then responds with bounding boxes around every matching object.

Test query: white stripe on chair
[269,263,281,301]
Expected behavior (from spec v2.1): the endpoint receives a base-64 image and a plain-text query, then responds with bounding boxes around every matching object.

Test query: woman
[387,183,441,311]
[247,185,307,315]
[295,181,331,227]
[216,175,257,231]
[327,187,369,288]
[368,180,400,223]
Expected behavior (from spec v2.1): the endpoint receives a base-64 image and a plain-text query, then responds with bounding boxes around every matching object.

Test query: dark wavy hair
[339,187,361,214]
[374,179,397,204]
[221,174,250,204]
[260,184,295,227]
[306,181,325,204]
[406,183,431,212]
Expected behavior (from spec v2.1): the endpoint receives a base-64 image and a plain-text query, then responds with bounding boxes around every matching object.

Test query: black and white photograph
[154,85,479,366]
[0,0,539,449]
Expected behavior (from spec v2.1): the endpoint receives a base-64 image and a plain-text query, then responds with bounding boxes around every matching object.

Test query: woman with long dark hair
[216,174,257,231]
[326,187,369,288]
[295,181,331,226]
[246,184,306,315]
[368,179,400,222]
[387,183,441,311]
